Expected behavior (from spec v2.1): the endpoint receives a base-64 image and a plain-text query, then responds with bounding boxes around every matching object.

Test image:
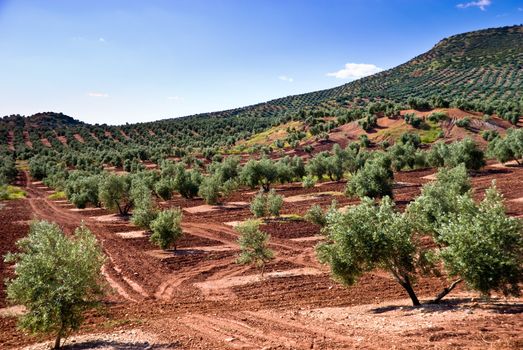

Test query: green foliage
[427,139,485,170]
[345,154,393,199]
[437,185,522,297]
[250,190,284,217]
[407,165,471,235]
[154,177,174,200]
[482,129,499,141]
[404,113,422,128]
[0,185,26,200]
[236,219,274,276]
[305,204,327,227]
[240,158,278,191]
[267,190,284,217]
[302,175,316,189]
[130,178,158,230]
[198,175,222,205]
[48,191,66,200]
[250,191,268,218]
[150,208,183,250]
[98,173,133,215]
[455,117,471,128]
[173,165,201,199]
[0,156,17,185]
[65,172,102,209]
[4,221,105,349]
[317,197,421,305]
[427,111,448,122]
[487,128,523,165]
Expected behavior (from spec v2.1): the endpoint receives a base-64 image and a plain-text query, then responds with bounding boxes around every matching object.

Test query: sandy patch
[22,329,162,350]
[491,160,521,168]
[0,305,26,317]
[395,181,416,187]
[284,192,342,203]
[146,246,234,259]
[194,267,323,291]
[421,174,437,181]
[289,236,324,242]
[91,214,129,223]
[294,295,522,335]
[509,197,523,203]
[224,220,242,228]
[116,230,147,239]
[70,207,103,212]
[184,202,248,214]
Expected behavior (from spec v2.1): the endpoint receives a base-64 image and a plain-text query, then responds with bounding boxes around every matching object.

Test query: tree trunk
[399,275,420,306]
[54,332,62,349]
[430,279,462,304]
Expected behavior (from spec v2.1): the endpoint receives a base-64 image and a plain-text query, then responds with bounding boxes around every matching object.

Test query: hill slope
[1,25,522,157]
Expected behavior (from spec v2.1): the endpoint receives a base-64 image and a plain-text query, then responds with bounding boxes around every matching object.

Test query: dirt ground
[1,164,522,349]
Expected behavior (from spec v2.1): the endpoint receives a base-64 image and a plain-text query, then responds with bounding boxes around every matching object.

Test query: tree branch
[430,278,462,304]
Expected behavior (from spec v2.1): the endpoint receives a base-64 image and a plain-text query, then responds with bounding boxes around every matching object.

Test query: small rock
[225,337,236,342]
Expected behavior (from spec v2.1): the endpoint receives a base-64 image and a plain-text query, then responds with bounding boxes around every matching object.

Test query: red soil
[1,164,522,349]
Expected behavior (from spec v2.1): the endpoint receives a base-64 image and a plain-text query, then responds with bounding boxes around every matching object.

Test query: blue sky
[0,0,521,125]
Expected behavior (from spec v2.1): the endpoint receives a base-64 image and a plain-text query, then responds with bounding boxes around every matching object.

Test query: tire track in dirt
[22,172,152,303]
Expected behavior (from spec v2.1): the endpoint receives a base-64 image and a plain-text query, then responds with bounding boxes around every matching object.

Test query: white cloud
[326,63,383,80]
[456,0,492,11]
[87,92,108,98]
[167,96,183,101]
[278,75,294,82]
[99,37,106,43]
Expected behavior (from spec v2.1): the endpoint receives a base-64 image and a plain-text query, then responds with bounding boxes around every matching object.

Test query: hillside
[1,25,522,160]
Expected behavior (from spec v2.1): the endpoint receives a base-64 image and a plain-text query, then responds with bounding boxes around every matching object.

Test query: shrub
[482,130,499,141]
[198,175,221,205]
[130,179,158,230]
[487,128,523,165]
[65,173,102,209]
[250,191,267,218]
[302,175,316,189]
[404,113,422,128]
[154,177,174,200]
[455,118,470,128]
[150,208,183,250]
[174,166,201,199]
[4,221,105,349]
[428,111,448,122]
[305,204,327,227]
[266,190,284,217]
[236,219,274,276]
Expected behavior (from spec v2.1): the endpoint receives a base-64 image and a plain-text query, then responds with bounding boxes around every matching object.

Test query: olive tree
[236,219,274,277]
[130,178,158,230]
[487,128,523,165]
[317,197,422,305]
[98,173,133,215]
[150,208,183,250]
[437,185,522,297]
[4,221,105,349]
[345,154,393,199]
[240,158,278,192]
[407,164,470,235]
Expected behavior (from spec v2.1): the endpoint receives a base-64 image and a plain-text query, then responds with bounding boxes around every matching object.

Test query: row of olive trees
[315,165,522,306]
